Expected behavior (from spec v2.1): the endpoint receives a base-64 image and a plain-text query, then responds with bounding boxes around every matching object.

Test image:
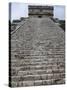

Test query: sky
[11,3,28,21]
[11,3,65,21]
[54,6,65,20]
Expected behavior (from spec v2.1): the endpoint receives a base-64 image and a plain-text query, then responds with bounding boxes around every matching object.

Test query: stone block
[34,80,43,86]
[23,81,34,86]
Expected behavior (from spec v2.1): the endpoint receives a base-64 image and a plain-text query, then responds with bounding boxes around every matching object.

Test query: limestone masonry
[28,6,53,17]
[10,6,65,87]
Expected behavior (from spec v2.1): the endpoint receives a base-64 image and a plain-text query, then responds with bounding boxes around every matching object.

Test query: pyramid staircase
[11,17,65,87]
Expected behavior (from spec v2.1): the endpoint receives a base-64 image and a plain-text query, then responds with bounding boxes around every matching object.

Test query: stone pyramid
[10,16,65,87]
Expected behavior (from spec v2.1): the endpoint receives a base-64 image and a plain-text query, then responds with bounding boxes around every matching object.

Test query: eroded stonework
[10,6,65,87]
[10,17,65,87]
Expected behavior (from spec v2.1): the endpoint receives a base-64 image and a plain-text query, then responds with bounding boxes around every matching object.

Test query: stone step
[11,54,64,58]
[11,73,65,81]
[11,78,65,87]
[11,58,65,64]
[11,60,65,67]
[17,69,65,76]
[11,63,65,71]
[23,78,65,86]
[11,47,64,51]
[11,53,64,60]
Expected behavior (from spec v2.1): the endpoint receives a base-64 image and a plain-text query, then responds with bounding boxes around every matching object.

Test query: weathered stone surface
[23,81,34,86]
[11,17,65,87]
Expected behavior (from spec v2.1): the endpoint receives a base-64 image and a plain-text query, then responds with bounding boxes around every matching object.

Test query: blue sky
[54,6,65,20]
[11,3,65,21]
[11,3,28,21]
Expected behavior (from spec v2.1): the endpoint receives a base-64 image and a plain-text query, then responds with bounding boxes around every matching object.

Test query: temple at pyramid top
[28,5,54,17]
